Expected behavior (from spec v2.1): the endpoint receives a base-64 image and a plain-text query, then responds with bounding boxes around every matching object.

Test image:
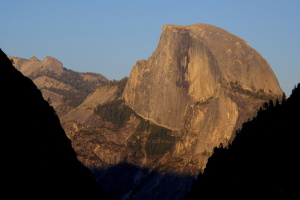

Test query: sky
[1,0,299,97]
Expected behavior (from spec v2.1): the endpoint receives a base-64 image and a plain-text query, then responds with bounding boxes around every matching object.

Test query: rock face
[123,23,282,170]
[61,85,118,125]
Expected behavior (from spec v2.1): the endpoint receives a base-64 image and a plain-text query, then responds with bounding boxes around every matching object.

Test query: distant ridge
[8,53,109,116]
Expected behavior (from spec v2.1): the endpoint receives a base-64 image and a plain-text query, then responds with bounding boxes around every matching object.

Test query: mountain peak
[42,55,60,62]
[163,23,223,30]
[41,56,63,72]
[162,23,233,37]
[123,23,282,171]
[29,56,39,62]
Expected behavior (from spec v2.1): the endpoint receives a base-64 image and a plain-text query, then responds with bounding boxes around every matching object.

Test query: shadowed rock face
[123,23,283,170]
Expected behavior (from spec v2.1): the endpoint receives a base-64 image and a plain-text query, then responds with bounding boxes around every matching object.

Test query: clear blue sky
[1,0,299,97]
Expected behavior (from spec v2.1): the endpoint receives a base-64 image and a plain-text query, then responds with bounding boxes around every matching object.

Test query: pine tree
[281,92,287,104]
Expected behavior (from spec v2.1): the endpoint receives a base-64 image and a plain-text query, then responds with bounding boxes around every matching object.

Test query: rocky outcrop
[9,55,64,76]
[61,85,118,124]
[60,85,119,141]
[123,23,283,170]
[8,54,108,115]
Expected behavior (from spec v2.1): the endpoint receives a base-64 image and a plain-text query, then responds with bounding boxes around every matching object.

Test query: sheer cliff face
[123,23,282,165]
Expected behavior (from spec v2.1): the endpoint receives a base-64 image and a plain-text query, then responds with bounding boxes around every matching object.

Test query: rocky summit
[123,23,282,171]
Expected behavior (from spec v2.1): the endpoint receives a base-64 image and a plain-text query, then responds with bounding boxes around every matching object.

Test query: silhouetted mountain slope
[0,48,106,199]
[185,83,300,200]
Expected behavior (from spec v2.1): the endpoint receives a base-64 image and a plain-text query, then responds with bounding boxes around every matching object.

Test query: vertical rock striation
[123,23,282,171]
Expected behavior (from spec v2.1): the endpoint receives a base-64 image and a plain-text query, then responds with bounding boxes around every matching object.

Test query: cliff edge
[123,23,282,170]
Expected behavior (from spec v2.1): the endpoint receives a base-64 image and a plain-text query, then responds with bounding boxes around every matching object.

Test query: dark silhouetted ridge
[185,83,300,199]
[0,48,107,199]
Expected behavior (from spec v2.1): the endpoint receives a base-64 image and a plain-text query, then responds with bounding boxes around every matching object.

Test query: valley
[8,23,284,199]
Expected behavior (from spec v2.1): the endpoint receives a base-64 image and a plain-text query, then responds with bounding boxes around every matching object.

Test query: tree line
[185,83,300,199]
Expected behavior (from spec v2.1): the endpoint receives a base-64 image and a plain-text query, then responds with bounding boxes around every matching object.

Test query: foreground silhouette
[0,48,107,199]
[185,83,300,199]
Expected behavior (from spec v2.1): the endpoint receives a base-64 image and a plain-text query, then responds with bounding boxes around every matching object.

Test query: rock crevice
[123,23,282,170]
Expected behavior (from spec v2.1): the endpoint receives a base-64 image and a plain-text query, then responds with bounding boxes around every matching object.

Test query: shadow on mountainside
[0,48,195,200]
[90,162,195,200]
[0,48,107,199]
[1,47,197,200]
[185,83,300,200]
